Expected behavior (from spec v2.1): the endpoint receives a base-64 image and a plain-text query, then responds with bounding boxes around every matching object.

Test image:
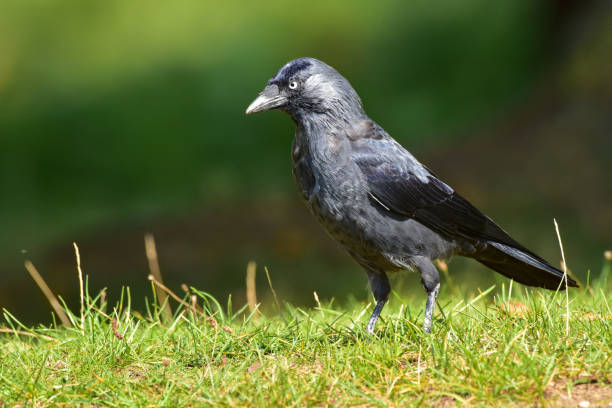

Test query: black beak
[245,84,287,114]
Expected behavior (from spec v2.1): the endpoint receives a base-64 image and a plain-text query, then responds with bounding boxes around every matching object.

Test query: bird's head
[246,57,363,121]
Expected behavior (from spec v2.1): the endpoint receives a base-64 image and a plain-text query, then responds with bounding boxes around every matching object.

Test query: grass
[1,255,611,407]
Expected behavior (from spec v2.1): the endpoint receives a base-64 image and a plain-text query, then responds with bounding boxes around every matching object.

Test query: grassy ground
[1,258,611,407]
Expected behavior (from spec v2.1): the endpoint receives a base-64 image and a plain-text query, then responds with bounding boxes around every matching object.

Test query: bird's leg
[367,299,386,334]
[423,283,440,333]
[414,257,441,333]
[365,270,390,335]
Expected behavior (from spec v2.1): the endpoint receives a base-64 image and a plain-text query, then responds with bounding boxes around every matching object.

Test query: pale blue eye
[289,81,298,90]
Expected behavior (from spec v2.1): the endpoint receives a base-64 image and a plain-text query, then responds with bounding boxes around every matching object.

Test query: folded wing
[349,120,577,289]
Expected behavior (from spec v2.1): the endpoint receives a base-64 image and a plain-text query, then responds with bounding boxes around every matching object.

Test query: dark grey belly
[292,152,456,272]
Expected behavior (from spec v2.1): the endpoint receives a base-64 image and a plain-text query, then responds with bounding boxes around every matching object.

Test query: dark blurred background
[1,0,610,324]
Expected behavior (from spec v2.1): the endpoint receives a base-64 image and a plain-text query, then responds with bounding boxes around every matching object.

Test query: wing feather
[349,120,530,252]
[348,119,575,288]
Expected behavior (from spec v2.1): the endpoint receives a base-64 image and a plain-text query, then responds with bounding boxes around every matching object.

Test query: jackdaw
[246,57,577,333]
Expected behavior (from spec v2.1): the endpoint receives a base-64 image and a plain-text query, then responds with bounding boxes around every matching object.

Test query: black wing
[350,121,526,251]
[349,120,577,289]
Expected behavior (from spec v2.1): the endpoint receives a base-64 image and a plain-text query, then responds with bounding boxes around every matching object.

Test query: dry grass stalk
[24,260,71,327]
[73,242,85,331]
[264,266,282,311]
[246,261,258,317]
[553,219,570,337]
[435,259,448,273]
[0,328,56,341]
[313,291,321,309]
[92,306,111,319]
[147,275,197,315]
[180,283,199,315]
[436,259,457,294]
[191,295,198,314]
[100,289,106,310]
[144,234,173,323]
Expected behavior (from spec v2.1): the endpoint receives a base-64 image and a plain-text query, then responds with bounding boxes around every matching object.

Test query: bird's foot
[366,318,377,335]
[423,318,432,334]
[423,283,440,334]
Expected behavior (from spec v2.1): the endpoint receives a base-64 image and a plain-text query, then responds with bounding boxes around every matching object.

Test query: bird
[245,57,577,333]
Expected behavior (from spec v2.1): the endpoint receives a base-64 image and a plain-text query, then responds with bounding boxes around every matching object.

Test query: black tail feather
[475,242,578,290]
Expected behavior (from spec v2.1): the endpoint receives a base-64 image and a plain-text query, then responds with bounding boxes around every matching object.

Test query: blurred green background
[1,0,610,324]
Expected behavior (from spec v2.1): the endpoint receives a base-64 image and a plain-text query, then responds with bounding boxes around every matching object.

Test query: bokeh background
[1,0,610,324]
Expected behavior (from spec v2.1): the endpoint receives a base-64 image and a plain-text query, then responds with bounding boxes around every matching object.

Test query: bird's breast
[291,137,318,205]
[292,144,370,242]
[292,131,361,204]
